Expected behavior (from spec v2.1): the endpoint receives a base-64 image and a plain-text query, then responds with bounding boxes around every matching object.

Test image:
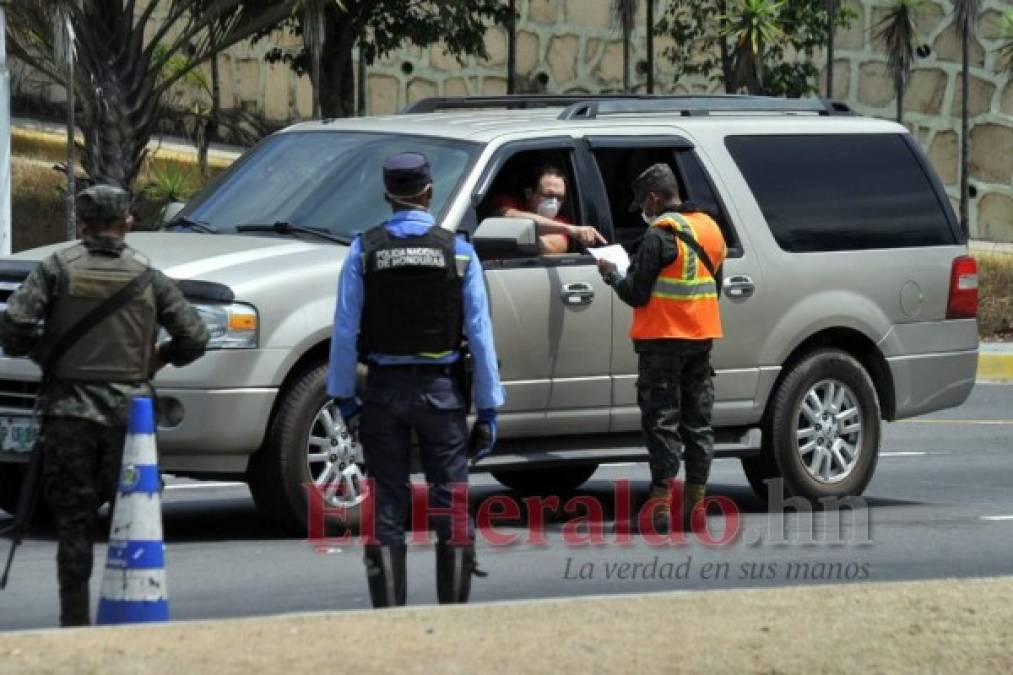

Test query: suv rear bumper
[887,349,977,419]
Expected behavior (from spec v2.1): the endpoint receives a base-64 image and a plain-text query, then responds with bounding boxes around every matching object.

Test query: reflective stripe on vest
[631,211,726,341]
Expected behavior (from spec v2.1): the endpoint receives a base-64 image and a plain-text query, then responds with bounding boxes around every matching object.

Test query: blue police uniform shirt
[327,209,505,411]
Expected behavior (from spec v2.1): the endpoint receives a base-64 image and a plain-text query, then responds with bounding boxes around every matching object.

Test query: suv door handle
[723,275,755,298]
[561,282,595,305]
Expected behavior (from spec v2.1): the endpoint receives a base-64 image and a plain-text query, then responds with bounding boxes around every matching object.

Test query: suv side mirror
[472,217,539,259]
[161,201,186,226]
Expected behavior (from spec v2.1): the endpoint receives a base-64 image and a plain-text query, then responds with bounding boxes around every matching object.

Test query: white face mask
[536,197,561,219]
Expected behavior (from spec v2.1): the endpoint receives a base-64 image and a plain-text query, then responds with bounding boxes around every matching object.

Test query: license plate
[0,416,40,454]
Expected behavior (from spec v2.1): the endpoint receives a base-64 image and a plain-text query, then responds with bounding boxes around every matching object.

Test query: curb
[12,127,239,171]
[979,351,1013,382]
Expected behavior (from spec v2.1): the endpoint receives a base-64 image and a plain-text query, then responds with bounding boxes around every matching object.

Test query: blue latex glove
[469,408,498,466]
[334,397,362,429]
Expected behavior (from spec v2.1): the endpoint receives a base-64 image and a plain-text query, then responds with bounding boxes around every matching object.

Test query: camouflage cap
[76,185,131,222]
[629,163,679,211]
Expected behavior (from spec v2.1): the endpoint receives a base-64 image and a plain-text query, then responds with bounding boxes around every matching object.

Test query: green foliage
[257,0,513,76]
[657,0,857,97]
[1000,9,1013,75]
[875,0,923,85]
[143,161,202,205]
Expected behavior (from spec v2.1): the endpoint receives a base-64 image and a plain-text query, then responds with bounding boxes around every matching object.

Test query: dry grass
[977,251,1013,341]
[0,577,1011,674]
[11,157,67,252]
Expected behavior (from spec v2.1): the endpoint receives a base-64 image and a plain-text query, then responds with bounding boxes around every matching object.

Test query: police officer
[597,164,727,533]
[327,152,504,607]
[0,185,210,626]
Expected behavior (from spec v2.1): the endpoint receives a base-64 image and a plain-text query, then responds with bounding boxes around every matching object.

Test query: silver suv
[0,96,979,531]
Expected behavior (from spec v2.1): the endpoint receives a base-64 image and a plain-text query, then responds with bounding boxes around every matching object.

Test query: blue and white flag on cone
[96,396,169,624]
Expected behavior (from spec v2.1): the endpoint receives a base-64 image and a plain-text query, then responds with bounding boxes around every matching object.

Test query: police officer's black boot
[363,544,407,608]
[435,543,486,604]
[59,584,90,627]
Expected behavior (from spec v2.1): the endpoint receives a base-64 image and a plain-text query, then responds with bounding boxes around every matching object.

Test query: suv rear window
[725,134,956,252]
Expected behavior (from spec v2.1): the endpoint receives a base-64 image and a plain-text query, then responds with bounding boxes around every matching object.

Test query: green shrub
[977,252,1013,341]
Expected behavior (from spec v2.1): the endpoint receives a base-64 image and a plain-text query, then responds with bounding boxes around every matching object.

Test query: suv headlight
[160,303,259,350]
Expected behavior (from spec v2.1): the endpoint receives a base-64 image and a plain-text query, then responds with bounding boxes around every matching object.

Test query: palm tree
[614,0,639,92]
[721,0,785,95]
[954,0,981,238]
[1000,10,1013,79]
[7,1,295,188]
[875,0,922,124]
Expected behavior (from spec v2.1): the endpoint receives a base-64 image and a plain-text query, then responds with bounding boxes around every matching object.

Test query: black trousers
[359,367,471,546]
[636,340,716,487]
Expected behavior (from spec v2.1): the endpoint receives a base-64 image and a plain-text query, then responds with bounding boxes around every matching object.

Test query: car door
[470,138,613,437]
[581,132,769,431]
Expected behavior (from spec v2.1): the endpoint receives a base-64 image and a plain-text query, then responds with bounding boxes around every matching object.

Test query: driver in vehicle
[490,165,606,254]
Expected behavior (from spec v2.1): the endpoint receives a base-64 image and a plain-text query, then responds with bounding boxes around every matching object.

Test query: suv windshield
[179,131,479,240]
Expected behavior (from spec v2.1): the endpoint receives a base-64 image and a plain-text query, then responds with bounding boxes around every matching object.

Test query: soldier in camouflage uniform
[597,165,727,533]
[0,185,209,626]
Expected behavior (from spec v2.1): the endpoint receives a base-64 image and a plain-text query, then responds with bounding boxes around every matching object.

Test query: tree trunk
[622,22,632,92]
[507,0,517,94]
[646,0,654,94]
[896,76,904,123]
[716,1,738,92]
[826,0,835,98]
[200,54,221,179]
[959,21,971,238]
[320,20,357,118]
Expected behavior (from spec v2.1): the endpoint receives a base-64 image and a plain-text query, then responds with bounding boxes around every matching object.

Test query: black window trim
[582,135,745,258]
[472,136,601,270]
[724,131,960,253]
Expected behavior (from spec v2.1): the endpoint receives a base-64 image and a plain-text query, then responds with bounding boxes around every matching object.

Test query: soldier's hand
[468,409,498,466]
[597,258,618,276]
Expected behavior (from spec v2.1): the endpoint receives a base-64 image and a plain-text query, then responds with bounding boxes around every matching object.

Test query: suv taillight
[946,256,978,320]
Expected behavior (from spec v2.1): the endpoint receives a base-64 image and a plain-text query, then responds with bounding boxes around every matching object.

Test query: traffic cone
[96,396,169,624]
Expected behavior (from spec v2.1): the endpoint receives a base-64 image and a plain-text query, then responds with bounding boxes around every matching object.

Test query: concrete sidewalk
[0,577,1010,674]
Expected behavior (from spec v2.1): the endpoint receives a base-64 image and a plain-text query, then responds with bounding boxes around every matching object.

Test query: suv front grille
[0,380,39,413]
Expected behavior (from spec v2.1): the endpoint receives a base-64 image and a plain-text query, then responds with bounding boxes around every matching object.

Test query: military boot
[363,544,407,608]
[683,483,707,532]
[59,584,90,627]
[646,483,672,534]
[435,543,487,604]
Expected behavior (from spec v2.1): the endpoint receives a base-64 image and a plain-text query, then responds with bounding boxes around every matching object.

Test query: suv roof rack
[401,94,644,114]
[400,94,854,118]
[557,95,854,120]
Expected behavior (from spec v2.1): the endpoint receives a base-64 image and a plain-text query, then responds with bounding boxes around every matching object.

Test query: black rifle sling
[667,228,723,297]
[45,267,156,375]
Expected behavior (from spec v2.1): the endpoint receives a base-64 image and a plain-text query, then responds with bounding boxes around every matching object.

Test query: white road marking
[980,515,1013,522]
[164,482,246,491]
[880,451,928,457]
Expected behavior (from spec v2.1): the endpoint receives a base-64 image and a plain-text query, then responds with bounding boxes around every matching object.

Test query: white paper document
[588,245,630,277]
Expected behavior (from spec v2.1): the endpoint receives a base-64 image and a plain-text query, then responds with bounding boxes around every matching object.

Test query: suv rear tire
[762,349,881,501]
[247,363,364,535]
[491,465,598,494]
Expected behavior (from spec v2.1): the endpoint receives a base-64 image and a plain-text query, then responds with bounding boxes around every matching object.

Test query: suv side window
[589,144,743,257]
[475,147,606,261]
[725,134,958,252]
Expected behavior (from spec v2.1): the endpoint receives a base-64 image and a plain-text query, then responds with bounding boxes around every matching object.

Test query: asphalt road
[2,383,1012,631]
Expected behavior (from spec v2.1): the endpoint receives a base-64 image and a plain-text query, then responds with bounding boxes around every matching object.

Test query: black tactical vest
[42,243,158,382]
[360,224,464,355]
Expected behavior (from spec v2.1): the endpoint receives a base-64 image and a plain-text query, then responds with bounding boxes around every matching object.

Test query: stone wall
[9,0,1012,239]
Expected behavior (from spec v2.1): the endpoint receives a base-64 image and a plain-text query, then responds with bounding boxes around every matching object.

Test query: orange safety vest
[630,211,727,341]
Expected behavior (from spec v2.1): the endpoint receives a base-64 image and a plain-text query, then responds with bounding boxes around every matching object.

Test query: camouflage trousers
[40,418,126,627]
[636,341,715,487]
